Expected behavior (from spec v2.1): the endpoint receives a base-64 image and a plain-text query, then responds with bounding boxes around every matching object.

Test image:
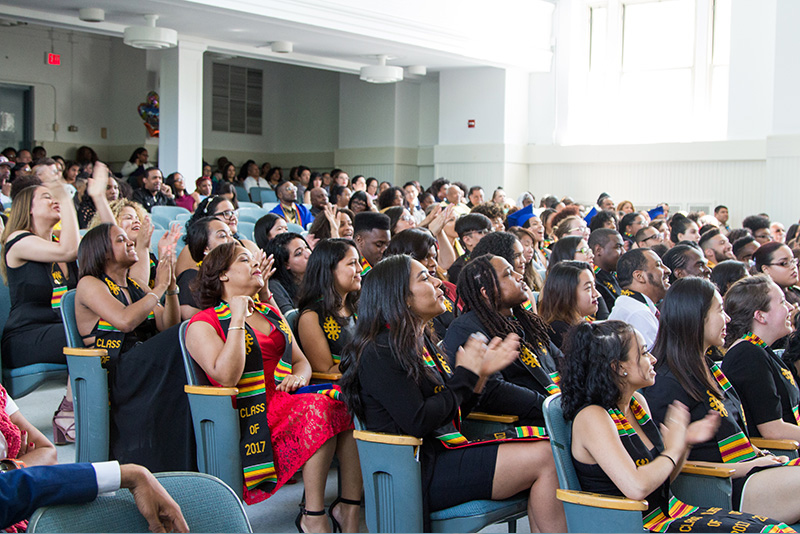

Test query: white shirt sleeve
[4,392,19,417]
[92,460,122,494]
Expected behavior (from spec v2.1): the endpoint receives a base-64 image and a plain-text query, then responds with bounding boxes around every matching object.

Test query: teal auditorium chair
[0,280,68,398]
[237,201,260,210]
[152,205,191,221]
[28,471,252,533]
[60,289,109,463]
[237,208,267,224]
[179,321,245,500]
[353,418,527,533]
[237,222,255,241]
[287,222,304,233]
[541,394,783,532]
[234,184,249,204]
[250,187,277,205]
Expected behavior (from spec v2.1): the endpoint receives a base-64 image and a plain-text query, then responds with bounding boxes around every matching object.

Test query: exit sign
[46,53,61,66]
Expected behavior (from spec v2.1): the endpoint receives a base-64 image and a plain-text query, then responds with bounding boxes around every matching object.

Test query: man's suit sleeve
[1,463,98,528]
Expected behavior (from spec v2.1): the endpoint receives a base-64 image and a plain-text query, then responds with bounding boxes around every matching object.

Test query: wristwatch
[0,458,26,472]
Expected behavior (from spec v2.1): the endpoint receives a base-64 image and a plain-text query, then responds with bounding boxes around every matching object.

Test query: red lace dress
[190,307,353,505]
[1,384,26,533]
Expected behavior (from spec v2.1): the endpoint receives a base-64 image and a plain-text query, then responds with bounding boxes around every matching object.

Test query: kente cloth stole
[93,275,155,362]
[359,257,371,276]
[595,267,621,296]
[707,363,758,463]
[517,341,561,395]
[50,262,69,310]
[621,288,650,307]
[213,301,344,491]
[742,332,800,425]
[421,337,548,448]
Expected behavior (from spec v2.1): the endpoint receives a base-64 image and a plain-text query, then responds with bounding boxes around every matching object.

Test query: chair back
[234,185,249,203]
[237,222,255,241]
[237,201,260,210]
[152,205,191,220]
[179,321,244,498]
[353,417,425,533]
[61,289,110,463]
[28,471,252,533]
[287,222,304,233]
[250,187,277,204]
[284,308,300,339]
[542,394,582,492]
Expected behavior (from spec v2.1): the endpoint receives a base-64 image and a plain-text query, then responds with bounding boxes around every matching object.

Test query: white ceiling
[0,0,555,74]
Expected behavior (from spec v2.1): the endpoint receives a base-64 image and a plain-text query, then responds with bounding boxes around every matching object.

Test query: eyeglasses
[768,258,799,268]
[577,247,591,255]
[214,209,238,219]
[400,214,414,222]
[642,233,662,243]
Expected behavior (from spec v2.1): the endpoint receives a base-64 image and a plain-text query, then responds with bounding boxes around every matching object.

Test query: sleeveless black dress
[1,232,78,367]
[297,301,355,365]
[573,399,795,532]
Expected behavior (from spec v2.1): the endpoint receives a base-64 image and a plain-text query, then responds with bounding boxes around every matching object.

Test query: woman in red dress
[186,242,361,533]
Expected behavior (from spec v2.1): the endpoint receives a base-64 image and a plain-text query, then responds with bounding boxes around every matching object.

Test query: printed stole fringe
[214,302,343,491]
[421,342,548,448]
[50,263,68,309]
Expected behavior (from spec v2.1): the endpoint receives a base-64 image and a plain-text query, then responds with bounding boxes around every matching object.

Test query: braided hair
[456,254,551,351]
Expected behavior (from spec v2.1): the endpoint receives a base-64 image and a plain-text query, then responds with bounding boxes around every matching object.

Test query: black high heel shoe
[328,497,361,533]
[295,507,327,533]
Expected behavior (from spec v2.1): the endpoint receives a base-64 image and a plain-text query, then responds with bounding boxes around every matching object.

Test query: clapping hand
[87,162,110,199]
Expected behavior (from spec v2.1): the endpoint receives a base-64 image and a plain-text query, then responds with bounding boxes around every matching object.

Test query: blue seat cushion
[430,497,525,520]
[4,363,68,377]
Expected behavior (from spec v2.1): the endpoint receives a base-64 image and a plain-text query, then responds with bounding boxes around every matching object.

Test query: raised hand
[158,222,181,259]
[87,162,110,198]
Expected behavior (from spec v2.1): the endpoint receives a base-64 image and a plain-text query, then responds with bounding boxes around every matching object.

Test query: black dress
[594,266,621,313]
[176,268,199,310]
[357,330,498,517]
[84,275,195,472]
[1,232,77,368]
[547,320,570,349]
[644,360,800,509]
[573,398,794,532]
[723,337,800,438]
[297,302,355,364]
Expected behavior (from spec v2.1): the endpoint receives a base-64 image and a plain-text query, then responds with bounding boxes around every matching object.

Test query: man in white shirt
[608,248,671,350]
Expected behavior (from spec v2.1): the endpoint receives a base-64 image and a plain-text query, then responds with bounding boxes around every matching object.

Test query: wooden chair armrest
[466,412,519,423]
[353,429,423,446]
[184,385,239,396]
[556,488,648,511]
[63,348,107,357]
[680,463,734,478]
[311,371,342,381]
[750,437,800,450]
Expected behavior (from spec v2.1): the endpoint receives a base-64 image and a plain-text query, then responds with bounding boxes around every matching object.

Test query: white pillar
[159,40,206,192]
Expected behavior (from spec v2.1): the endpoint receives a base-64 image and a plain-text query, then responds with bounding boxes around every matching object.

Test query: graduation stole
[359,257,372,276]
[516,336,561,395]
[213,301,343,491]
[594,266,621,297]
[620,288,649,307]
[93,275,155,361]
[742,333,800,424]
[707,363,758,463]
[421,337,548,447]
[49,262,69,310]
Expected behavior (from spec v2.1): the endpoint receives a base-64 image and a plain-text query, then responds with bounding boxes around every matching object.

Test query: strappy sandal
[328,497,361,533]
[52,396,75,445]
[295,507,327,533]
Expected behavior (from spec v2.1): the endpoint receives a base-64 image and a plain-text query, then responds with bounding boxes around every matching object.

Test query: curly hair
[190,241,240,309]
[560,321,637,420]
[376,186,403,211]
[87,198,147,232]
[469,202,504,223]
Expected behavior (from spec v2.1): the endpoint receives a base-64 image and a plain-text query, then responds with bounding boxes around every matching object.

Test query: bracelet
[228,326,246,331]
[166,288,180,296]
[661,453,677,467]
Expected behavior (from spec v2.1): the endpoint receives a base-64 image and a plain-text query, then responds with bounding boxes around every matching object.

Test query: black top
[2,232,78,333]
[298,301,356,362]
[132,189,176,213]
[722,340,800,437]
[644,361,755,464]
[547,320,570,349]
[176,269,198,309]
[357,329,480,516]
[594,267,621,313]
[430,295,455,340]
[442,310,553,425]
[77,195,97,228]
[268,279,295,314]
[446,254,468,285]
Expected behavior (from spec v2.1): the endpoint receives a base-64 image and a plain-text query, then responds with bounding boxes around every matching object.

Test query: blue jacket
[1,463,98,528]
[270,203,314,229]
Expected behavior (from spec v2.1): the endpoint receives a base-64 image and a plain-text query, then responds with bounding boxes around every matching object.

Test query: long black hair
[185,195,231,242]
[297,238,360,323]
[263,232,308,305]
[539,260,593,325]
[652,277,720,402]
[186,216,225,263]
[340,255,435,420]
[560,321,637,420]
[456,254,551,350]
[384,227,437,261]
[78,223,115,279]
[548,236,584,273]
[254,213,285,251]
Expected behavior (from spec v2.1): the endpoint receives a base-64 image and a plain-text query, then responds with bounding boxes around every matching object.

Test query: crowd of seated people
[3,143,800,532]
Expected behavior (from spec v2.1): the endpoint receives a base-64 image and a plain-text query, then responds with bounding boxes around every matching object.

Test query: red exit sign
[46,53,61,66]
